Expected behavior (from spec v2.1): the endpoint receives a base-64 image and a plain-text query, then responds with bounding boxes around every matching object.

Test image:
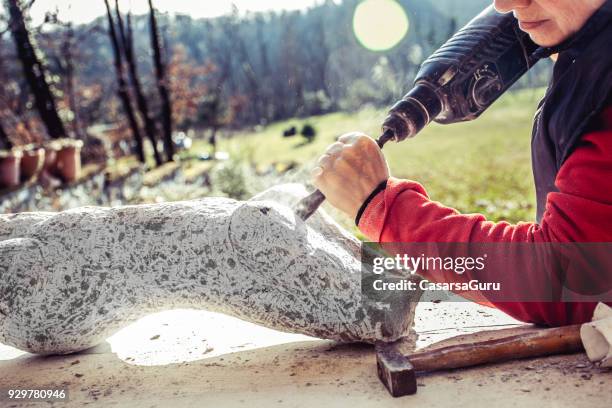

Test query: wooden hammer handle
[409,324,583,372]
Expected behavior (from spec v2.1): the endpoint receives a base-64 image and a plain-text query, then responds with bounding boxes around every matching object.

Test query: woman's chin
[527,30,567,48]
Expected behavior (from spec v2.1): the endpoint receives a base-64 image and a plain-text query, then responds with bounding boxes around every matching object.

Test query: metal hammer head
[375,341,417,397]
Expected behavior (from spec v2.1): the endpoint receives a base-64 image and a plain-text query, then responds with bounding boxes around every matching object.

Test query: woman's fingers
[338,132,367,145]
[311,132,390,219]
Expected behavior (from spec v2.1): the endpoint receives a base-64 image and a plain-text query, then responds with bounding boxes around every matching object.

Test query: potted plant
[19,143,46,182]
[0,148,22,189]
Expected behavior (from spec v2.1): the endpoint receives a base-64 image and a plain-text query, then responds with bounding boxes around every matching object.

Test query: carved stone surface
[0,184,421,354]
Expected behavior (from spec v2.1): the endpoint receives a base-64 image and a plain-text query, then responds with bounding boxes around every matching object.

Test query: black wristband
[355,179,388,226]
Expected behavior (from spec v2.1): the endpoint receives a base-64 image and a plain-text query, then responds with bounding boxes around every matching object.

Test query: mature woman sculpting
[2,0,610,356]
[314,0,612,326]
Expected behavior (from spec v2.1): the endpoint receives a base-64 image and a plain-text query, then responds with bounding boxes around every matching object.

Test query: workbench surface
[1,301,610,407]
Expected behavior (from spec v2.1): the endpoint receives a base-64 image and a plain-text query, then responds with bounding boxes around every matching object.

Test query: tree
[166,46,213,131]
[447,17,458,39]
[115,0,162,165]
[5,0,67,139]
[306,9,332,103]
[200,20,236,152]
[0,119,11,149]
[103,0,145,163]
[0,95,38,147]
[222,10,261,124]
[59,24,83,139]
[272,13,305,120]
[39,12,89,140]
[148,0,174,161]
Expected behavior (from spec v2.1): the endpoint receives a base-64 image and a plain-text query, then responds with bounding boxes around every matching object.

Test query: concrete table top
[1,301,609,407]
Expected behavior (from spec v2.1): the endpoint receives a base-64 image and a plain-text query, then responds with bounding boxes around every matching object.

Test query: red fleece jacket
[358,106,612,326]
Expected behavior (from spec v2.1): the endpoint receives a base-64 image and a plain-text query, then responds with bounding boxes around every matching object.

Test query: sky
[28,0,327,25]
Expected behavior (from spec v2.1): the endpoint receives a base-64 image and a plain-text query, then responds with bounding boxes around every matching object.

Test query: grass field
[190,87,546,227]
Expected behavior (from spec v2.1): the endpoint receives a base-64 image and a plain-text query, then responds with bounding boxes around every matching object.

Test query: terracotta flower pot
[19,145,46,182]
[42,141,61,173]
[53,139,84,183]
[0,149,23,189]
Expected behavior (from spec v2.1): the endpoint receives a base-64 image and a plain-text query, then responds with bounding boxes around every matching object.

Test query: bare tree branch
[103,0,145,163]
[5,0,67,139]
[148,0,174,161]
[114,0,163,165]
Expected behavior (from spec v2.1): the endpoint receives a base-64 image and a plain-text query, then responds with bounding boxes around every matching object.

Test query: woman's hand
[311,132,389,220]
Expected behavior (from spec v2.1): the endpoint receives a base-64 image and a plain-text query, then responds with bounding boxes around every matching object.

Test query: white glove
[581,302,612,367]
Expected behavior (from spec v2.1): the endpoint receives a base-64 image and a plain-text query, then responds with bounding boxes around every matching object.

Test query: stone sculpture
[0,184,421,354]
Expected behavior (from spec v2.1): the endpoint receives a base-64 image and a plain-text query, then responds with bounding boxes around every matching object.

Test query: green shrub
[283,126,297,138]
[210,159,252,200]
[301,124,317,143]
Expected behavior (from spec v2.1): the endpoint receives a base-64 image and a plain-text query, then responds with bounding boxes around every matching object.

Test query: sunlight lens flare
[353,0,409,51]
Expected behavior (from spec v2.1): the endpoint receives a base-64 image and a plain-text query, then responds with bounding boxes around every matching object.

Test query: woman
[313,0,612,326]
